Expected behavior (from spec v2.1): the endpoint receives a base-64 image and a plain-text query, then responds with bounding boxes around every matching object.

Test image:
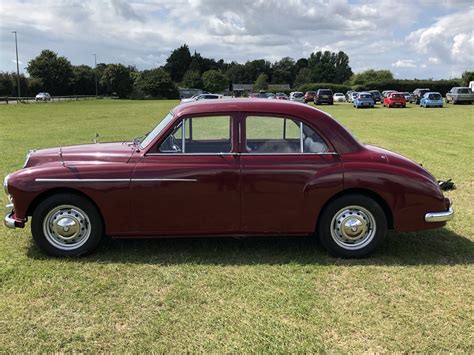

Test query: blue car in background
[353,92,375,108]
[420,92,443,108]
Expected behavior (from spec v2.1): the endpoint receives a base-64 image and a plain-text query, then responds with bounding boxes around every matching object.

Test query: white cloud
[392,59,417,68]
[0,0,472,79]
[407,8,474,69]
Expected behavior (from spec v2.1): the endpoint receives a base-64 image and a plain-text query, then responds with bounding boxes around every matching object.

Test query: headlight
[3,174,9,195]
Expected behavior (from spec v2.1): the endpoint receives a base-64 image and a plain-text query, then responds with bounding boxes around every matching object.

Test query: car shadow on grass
[27,228,474,266]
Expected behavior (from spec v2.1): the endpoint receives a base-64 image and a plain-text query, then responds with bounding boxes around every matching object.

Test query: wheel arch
[316,188,394,231]
[26,188,104,223]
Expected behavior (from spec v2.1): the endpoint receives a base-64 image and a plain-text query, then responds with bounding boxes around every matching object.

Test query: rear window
[293,92,304,97]
[458,88,471,94]
[318,90,332,95]
[359,94,371,98]
[428,94,441,100]
[392,94,404,98]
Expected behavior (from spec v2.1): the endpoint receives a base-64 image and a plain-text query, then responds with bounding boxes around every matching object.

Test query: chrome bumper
[4,203,16,228]
[425,207,454,223]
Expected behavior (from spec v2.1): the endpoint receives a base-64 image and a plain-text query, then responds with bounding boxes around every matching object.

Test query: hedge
[352,79,461,95]
[296,80,461,95]
[297,83,352,93]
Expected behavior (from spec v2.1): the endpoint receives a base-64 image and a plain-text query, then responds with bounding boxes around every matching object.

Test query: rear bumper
[425,207,454,223]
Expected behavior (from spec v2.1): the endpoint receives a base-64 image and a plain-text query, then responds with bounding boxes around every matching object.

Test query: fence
[0,95,100,104]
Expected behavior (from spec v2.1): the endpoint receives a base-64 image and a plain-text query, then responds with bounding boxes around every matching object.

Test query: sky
[0,0,473,79]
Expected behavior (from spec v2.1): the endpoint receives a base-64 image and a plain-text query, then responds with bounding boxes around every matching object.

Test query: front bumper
[4,203,16,229]
[425,207,454,223]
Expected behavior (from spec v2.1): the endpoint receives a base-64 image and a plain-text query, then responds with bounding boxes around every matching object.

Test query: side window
[159,116,231,154]
[245,116,328,154]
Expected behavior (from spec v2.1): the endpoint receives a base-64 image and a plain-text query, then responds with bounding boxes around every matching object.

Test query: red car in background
[4,100,453,258]
[304,91,316,103]
[383,92,406,108]
[275,93,289,100]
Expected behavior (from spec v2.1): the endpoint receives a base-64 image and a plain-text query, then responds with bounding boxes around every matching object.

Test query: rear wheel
[32,193,104,257]
[317,194,387,258]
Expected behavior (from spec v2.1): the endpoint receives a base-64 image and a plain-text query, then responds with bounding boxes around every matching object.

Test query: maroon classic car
[4,100,453,257]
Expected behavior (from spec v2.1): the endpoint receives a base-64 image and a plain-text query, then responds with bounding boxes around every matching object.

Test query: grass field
[0,99,473,352]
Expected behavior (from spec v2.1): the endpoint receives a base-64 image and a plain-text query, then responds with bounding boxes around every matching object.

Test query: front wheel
[317,194,387,258]
[32,193,104,256]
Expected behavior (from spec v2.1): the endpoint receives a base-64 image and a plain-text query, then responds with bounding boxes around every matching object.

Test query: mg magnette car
[4,100,454,258]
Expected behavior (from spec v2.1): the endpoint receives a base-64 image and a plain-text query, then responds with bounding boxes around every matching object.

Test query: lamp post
[92,53,98,97]
[12,31,21,99]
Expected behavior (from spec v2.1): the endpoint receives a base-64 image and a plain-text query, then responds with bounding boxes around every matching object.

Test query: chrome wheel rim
[42,205,91,251]
[330,205,376,250]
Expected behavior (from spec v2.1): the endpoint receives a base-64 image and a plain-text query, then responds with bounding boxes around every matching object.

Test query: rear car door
[240,114,343,235]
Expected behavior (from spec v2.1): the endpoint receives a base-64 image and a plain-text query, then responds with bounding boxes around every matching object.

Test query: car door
[130,113,241,235]
[240,114,343,235]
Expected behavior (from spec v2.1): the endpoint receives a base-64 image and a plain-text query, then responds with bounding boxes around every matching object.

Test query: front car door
[130,113,240,235]
[240,114,343,235]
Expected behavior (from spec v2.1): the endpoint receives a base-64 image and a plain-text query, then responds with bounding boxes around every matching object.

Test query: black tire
[317,194,387,258]
[31,193,104,257]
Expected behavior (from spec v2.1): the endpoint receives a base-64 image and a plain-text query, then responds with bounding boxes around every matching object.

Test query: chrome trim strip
[424,207,454,222]
[132,178,197,182]
[145,152,338,156]
[35,178,198,183]
[35,178,130,182]
[299,122,304,153]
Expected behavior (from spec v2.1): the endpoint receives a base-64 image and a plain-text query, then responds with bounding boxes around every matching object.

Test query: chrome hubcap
[43,205,91,250]
[330,205,376,250]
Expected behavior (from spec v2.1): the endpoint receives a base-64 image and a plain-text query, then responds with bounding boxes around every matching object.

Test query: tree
[293,68,312,87]
[164,44,192,82]
[136,68,179,99]
[71,65,95,95]
[271,57,295,84]
[27,49,73,95]
[100,64,133,98]
[182,70,203,89]
[254,73,269,90]
[0,72,13,96]
[351,69,394,85]
[461,71,474,86]
[307,50,353,83]
[202,70,228,93]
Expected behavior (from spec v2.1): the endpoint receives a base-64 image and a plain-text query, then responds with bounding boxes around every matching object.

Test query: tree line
[1,44,472,99]
[0,45,353,98]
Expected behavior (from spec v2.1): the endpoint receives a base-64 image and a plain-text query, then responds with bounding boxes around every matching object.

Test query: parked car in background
[275,93,289,100]
[348,92,359,103]
[314,89,334,105]
[304,91,316,103]
[383,92,406,108]
[181,93,222,103]
[420,92,443,108]
[266,93,276,99]
[333,93,345,102]
[402,92,415,103]
[368,90,382,103]
[289,92,305,102]
[4,99,454,258]
[382,90,397,98]
[353,92,375,108]
[413,88,431,104]
[445,87,474,104]
[35,92,51,102]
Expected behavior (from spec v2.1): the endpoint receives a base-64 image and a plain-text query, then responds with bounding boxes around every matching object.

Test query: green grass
[0,99,473,352]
